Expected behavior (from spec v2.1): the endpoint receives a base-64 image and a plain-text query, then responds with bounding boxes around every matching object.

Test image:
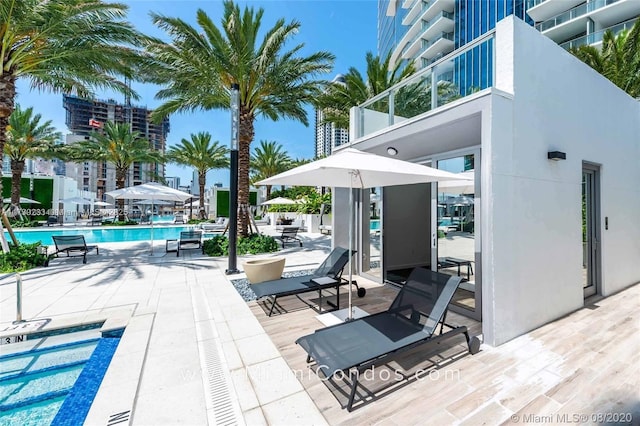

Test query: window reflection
[437,155,476,311]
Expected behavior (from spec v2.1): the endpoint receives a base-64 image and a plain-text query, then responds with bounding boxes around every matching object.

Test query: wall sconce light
[387,147,398,156]
[547,151,566,161]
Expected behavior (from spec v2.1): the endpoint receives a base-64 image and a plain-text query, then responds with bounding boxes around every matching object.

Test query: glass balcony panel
[359,93,392,137]
[393,73,433,122]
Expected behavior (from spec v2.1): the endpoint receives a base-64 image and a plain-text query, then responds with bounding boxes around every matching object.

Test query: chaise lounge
[296,267,480,411]
[49,235,99,265]
[176,230,203,257]
[251,247,365,316]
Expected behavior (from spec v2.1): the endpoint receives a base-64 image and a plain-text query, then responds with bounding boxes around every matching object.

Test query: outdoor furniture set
[249,245,480,411]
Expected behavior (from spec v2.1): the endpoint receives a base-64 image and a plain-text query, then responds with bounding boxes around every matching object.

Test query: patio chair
[49,235,99,265]
[252,247,366,316]
[176,230,203,257]
[46,215,59,226]
[277,226,302,248]
[295,267,481,411]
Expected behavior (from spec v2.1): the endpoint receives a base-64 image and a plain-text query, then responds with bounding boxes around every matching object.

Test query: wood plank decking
[250,276,640,425]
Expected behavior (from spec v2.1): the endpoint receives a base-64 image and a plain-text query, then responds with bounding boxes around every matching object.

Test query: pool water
[5,225,200,245]
[370,219,381,231]
[0,329,122,426]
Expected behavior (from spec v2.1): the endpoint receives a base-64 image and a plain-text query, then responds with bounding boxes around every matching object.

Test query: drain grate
[192,284,243,426]
[201,339,239,426]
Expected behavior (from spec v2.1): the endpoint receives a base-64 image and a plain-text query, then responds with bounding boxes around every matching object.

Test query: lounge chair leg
[83,254,87,264]
[347,371,359,412]
[268,296,278,316]
[464,331,481,355]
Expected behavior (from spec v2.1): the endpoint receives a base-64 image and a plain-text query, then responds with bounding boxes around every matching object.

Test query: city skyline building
[314,74,350,158]
[62,95,170,201]
[379,0,638,71]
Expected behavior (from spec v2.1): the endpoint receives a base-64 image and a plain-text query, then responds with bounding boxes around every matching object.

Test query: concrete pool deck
[1,232,638,425]
[0,235,333,425]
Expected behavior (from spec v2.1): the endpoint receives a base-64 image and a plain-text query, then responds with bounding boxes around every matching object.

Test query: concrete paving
[0,233,333,425]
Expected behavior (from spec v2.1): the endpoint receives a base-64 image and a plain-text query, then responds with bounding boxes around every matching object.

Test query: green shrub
[0,242,48,272]
[202,234,279,256]
[237,233,279,255]
[203,235,229,256]
[438,230,445,239]
[110,221,138,226]
[187,219,207,224]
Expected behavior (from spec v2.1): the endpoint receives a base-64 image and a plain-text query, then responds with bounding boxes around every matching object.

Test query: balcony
[536,0,622,32]
[355,32,494,139]
[402,11,454,59]
[559,17,638,49]
[527,0,585,22]
[419,31,455,60]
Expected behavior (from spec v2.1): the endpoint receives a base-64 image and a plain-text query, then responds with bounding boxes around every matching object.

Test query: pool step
[0,339,99,381]
[0,364,84,411]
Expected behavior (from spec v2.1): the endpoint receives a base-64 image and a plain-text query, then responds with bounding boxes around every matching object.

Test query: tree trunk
[0,73,17,213]
[238,109,255,237]
[9,159,25,217]
[266,185,272,199]
[116,168,127,221]
[199,170,206,219]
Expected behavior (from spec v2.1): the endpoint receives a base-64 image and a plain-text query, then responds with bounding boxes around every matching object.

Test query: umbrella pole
[150,200,154,255]
[348,184,353,321]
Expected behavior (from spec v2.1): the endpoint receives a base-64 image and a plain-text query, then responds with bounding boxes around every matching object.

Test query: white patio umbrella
[438,170,475,195]
[93,201,112,206]
[58,197,93,205]
[260,197,299,205]
[3,197,41,204]
[185,199,209,207]
[257,147,466,320]
[106,182,194,254]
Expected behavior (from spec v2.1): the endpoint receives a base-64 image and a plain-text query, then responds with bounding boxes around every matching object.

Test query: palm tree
[316,52,416,129]
[167,132,229,219]
[5,105,61,212]
[65,122,162,221]
[145,0,334,236]
[0,0,145,211]
[570,21,640,98]
[250,141,291,199]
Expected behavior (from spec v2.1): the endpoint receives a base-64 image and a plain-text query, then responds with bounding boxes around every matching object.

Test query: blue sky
[15,0,378,188]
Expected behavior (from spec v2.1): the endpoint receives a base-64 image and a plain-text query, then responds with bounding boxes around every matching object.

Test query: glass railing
[355,32,495,139]
[406,0,430,27]
[526,0,548,9]
[402,11,455,56]
[419,31,454,56]
[535,0,621,32]
[560,18,638,49]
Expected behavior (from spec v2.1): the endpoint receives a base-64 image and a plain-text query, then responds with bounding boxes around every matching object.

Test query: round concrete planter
[243,257,285,284]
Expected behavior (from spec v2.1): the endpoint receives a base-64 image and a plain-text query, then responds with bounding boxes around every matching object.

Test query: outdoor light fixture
[387,147,398,156]
[226,83,240,275]
[547,151,566,161]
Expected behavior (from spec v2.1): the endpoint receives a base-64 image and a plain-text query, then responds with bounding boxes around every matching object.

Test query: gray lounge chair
[252,247,366,316]
[276,226,302,248]
[296,267,481,411]
[176,230,203,257]
[49,235,99,265]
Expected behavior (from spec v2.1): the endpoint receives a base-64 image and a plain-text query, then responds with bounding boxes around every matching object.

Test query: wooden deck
[250,277,640,425]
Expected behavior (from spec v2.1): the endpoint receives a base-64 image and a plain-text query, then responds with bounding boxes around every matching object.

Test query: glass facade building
[377,0,409,61]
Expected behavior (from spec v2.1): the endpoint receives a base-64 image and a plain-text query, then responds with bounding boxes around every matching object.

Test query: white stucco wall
[485,17,640,345]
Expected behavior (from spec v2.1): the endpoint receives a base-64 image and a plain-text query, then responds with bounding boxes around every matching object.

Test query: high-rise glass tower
[379,0,637,70]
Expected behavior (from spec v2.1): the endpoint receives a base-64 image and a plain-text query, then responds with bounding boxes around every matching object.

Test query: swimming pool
[5,225,200,245]
[0,327,122,426]
[370,219,381,231]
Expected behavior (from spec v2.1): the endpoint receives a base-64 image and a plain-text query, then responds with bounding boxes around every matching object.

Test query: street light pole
[226,83,240,275]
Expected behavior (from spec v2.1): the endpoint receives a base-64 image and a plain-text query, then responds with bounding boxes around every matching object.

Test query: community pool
[0,326,122,426]
[370,219,381,231]
[5,225,200,245]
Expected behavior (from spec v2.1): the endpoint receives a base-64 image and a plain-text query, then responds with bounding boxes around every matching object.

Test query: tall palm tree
[145,0,334,236]
[5,105,61,211]
[167,132,229,219]
[0,0,145,211]
[250,141,291,199]
[570,21,640,98]
[65,122,162,221]
[316,52,416,129]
